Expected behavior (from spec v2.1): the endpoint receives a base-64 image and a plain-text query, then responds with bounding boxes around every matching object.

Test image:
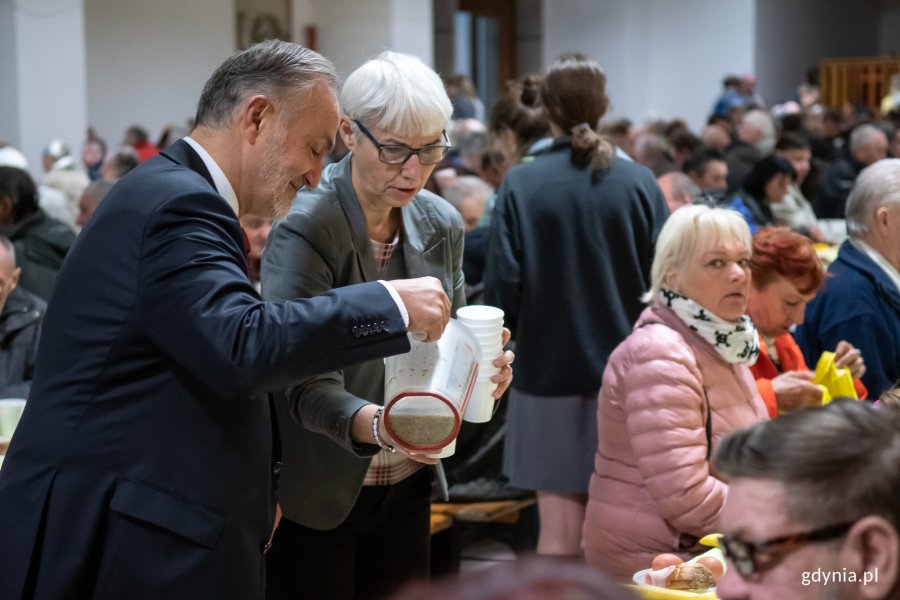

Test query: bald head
[658,172,700,213]
[0,236,15,272]
[0,235,20,313]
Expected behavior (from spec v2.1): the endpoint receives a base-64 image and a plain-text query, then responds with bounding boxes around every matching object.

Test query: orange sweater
[750,334,867,418]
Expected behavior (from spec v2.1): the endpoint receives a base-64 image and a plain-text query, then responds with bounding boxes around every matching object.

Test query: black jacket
[7,209,76,301]
[0,287,44,398]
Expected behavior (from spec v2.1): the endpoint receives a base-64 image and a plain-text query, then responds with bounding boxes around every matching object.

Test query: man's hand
[773,370,823,414]
[834,340,866,380]
[386,277,450,343]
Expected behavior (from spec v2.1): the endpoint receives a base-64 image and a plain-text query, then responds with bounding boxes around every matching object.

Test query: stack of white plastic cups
[456,305,504,423]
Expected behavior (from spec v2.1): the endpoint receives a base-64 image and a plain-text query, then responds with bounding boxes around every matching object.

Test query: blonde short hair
[643,204,752,303]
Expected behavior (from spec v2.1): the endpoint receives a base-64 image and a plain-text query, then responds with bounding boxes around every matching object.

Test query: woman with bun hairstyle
[484,54,669,557]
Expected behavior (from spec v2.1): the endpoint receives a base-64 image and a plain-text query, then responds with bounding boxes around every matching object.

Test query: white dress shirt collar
[183,136,240,217]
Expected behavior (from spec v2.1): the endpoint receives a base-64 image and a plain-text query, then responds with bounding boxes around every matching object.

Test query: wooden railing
[820,57,900,115]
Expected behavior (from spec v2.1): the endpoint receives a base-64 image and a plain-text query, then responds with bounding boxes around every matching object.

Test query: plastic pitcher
[383,319,480,455]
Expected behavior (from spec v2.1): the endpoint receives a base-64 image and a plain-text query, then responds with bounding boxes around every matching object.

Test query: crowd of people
[0,40,898,600]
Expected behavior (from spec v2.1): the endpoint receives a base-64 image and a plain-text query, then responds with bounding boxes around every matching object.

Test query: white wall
[543,0,755,132]
[84,0,234,148]
[294,0,434,79]
[0,0,20,147]
[2,0,88,178]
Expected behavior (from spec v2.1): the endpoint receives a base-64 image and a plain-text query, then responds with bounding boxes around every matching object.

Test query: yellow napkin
[814,352,858,403]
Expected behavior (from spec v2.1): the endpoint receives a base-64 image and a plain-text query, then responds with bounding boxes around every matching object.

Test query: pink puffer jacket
[583,305,768,580]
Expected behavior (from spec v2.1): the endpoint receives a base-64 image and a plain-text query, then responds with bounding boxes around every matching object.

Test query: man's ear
[840,515,899,599]
[9,266,20,292]
[240,95,274,144]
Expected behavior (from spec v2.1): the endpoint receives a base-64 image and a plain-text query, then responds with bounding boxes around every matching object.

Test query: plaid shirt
[363,232,422,486]
[369,231,400,278]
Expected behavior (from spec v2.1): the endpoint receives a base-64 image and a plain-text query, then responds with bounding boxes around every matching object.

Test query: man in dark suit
[0,41,450,600]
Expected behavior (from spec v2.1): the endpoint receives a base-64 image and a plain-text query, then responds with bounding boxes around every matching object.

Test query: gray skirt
[502,388,599,494]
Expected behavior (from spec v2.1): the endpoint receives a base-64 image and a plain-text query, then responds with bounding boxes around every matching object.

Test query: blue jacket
[795,240,900,397]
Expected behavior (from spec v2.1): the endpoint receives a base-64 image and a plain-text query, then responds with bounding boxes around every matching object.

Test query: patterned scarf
[658,289,760,365]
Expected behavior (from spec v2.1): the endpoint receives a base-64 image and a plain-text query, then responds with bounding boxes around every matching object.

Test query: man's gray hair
[715,399,900,530]
[341,51,452,139]
[442,176,494,212]
[742,109,776,155]
[849,123,888,153]
[195,40,338,128]
[845,158,900,238]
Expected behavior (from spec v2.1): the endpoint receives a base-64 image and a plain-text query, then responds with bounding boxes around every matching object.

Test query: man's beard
[258,132,293,219]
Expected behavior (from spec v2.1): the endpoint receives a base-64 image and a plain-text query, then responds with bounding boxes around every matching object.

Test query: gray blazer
[261,155,466,529]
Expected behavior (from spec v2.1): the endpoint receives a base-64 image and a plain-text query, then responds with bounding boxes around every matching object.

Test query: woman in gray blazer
[261,51,513,600]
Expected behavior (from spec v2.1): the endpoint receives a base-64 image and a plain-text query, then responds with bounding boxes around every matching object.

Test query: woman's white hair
[341,51,453,138]
[845,158,900,238]
[643,204,752,303]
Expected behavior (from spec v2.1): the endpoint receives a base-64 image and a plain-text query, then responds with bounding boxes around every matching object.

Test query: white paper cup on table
[383,320,480,455]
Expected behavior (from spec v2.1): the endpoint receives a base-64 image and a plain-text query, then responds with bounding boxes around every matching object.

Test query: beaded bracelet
[372,406,395,453]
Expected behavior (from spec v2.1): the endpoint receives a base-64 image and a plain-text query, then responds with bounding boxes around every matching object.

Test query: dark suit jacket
[261,155,465,529]
[0,140,409,599]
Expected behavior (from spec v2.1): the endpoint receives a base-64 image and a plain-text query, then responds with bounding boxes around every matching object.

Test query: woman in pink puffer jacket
[583,205,769,579]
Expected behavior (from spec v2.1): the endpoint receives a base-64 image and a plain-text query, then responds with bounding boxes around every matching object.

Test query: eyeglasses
[720,522,854,579]
[352,119,451,165]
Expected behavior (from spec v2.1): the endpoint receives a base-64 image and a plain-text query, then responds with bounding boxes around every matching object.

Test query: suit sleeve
[261,207,385,453]
[136,191,409,401]
[620,329,727,537]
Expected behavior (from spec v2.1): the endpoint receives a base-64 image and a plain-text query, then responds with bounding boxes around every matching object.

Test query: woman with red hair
[748,227,867,416]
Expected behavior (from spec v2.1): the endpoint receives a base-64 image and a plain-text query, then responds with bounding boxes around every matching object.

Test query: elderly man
[657,171,700,214]
[75,179,114,229]
[714,399,899,600]
[795,159,900,397]
[0,236,44,399]
[815,124,889,219]
[0,41,450,600]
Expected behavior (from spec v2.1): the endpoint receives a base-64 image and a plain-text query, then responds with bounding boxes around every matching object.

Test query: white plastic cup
[457,305,504,326]
[426,438,456,459]
[457,306,504,384]
[464,381,497,423]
